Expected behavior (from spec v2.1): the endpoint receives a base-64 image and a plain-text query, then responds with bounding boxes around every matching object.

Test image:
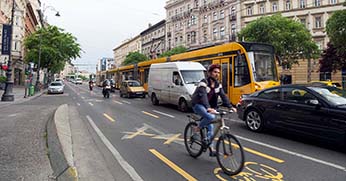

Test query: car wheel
[245,109,265,132]
[151,93,159,105]
[127,93,130,98]
[179,98,188,112]
[142,94,146,98]
[119,91,123,97]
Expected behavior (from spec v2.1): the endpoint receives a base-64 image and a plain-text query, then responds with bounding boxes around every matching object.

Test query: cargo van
[148,62,206,112]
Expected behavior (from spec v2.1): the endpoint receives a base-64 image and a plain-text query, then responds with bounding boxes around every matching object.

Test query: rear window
[257,88,280,99]
[50,83,62,86]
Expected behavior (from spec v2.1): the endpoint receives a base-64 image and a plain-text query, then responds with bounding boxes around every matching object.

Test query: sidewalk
[0,86,45,108]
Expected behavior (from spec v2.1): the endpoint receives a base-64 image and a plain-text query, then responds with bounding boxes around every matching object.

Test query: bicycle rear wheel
[216,133,245,176]
[184,122,203,158]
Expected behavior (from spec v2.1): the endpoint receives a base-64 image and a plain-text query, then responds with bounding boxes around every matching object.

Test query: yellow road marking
[125,127,150,139]
[149,149,197,181]
[215,138,284,163]
[122,131,155,137]
[103,113,116,122]
[142,111,159,119]
[164,134,181,145]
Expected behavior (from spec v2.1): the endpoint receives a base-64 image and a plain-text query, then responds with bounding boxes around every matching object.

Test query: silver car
[48,82,64,94]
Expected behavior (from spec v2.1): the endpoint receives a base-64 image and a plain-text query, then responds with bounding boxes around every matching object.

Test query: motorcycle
[103,85,111,98]
[89,83,93,91]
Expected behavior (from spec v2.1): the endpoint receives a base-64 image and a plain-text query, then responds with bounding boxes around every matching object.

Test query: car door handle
[276,104,281,108]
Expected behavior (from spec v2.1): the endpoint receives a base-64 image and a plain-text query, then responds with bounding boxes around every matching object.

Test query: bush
[0,76,6,83]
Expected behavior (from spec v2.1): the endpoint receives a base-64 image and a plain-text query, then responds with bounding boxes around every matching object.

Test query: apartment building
[140,20,166,59]
[113,35,141,67]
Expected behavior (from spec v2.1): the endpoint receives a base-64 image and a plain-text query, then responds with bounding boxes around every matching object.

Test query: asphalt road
[66,82,346,181]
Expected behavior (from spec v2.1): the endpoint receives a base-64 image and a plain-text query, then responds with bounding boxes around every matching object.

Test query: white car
[48,82,64,94]
[75,78,83,84]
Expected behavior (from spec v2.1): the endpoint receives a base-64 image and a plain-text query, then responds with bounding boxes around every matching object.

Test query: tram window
[229,58,232,86]
[234,54,250,87]
[199,60,212,70]
[144,68,150,83]
[222,63,228,93]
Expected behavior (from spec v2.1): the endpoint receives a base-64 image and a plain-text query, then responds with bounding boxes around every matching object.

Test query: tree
[24,26,82,74]
[325,10,346,70]
[159,46,187,58]
[122,52,148,66]
[238,14,318,68]
[320,43,346,72]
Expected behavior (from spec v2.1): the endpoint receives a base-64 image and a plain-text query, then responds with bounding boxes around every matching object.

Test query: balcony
[229,15,236,21]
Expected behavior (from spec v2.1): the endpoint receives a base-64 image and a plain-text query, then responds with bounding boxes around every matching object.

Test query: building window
[299,0,306,8]
[315,16,322,28]
[285,0,291,10]
[272,1,278,12]
[204,15,208,23]
[180,36,183,42]
[187,34,191,43]
[314,0,321,6]
[203,30,208,42]
[247,5,253,16]
[231,6,236,16]
[329,0,337,4]
[191,31,196,43]
[259,3,265,14]
[300,18,306,27]
[191,15,197,25]
[213,28,218,40]
[213,12,218,21]
[231,24,236,34]
[220,10,225,19]
[220,26,225,39]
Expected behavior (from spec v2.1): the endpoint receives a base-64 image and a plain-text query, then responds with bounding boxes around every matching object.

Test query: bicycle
[184,107,245,176]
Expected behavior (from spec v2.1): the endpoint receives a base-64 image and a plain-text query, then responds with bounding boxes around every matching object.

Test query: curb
[47,104,78,181]
[0,90,46,108]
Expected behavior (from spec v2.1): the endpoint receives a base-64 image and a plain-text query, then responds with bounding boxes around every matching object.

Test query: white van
[148,62,206,112]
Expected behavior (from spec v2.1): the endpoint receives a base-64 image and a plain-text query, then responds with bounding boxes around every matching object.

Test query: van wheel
[151,93,159,105]
[179,99,188,112]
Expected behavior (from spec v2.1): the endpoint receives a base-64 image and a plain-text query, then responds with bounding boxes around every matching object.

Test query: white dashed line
[88,102,94,106]
[153,110,175,118]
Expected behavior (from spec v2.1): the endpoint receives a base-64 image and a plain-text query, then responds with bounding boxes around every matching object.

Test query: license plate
[136,92,142,95]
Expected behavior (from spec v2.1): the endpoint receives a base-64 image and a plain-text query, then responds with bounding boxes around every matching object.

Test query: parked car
[308,83,346,98]
[237,84,346,144]
[75,78,83,84]
[148,62,206,112]
[119,80,146,98]
[48,82,64,94]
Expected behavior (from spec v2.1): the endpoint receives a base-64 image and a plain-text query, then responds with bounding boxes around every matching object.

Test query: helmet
[208,64,221,72]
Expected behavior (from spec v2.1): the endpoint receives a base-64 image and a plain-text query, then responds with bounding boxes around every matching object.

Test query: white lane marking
[153,110,175,118]
[76,103,81,106]
[88,102,94,106]
[81,96,85,99]
[8,114,18,117]
[143,123,184,146]
[113,100,123,105]
[236,135,346,171]
[86,116,143,181]
[122,100,131,104]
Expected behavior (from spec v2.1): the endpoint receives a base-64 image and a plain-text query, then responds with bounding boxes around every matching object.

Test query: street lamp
[1,0,15,101]
[35,6,60,92]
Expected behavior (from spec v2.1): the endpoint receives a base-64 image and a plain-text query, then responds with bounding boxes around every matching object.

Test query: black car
[237,84,346,144]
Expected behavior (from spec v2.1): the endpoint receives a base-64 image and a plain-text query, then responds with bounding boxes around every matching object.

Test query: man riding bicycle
[191,64,236,156]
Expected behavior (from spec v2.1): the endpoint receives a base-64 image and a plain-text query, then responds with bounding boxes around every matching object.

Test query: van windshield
[181,70,205,84]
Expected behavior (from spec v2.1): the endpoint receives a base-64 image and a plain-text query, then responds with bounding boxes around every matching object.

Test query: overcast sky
[42,0,166,73]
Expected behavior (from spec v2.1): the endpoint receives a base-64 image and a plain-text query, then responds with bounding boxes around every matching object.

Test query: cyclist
[191,64,236,156]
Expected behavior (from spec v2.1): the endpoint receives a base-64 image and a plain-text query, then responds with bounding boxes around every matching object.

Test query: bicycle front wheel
[216,133,245,176]
[184,122,203,158]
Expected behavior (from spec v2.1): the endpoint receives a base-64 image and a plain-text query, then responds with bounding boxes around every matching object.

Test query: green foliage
[238,14,318,68]
[122,52,148,66]
[159,46,187,58]
[320,43,346,72]
[0,75,6,83]
[78,75,88,81]
[24,26,82,74]
[326,10,346,70]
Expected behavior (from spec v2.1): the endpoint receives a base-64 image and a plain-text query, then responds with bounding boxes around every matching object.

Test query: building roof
[140,20,166,36]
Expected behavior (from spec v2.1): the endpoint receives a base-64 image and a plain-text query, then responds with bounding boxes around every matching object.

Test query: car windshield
[180,70,205,84]
[127,81,141,87]
[50,83,62,86]
[308,87,346,105]
[248,51,278,82]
